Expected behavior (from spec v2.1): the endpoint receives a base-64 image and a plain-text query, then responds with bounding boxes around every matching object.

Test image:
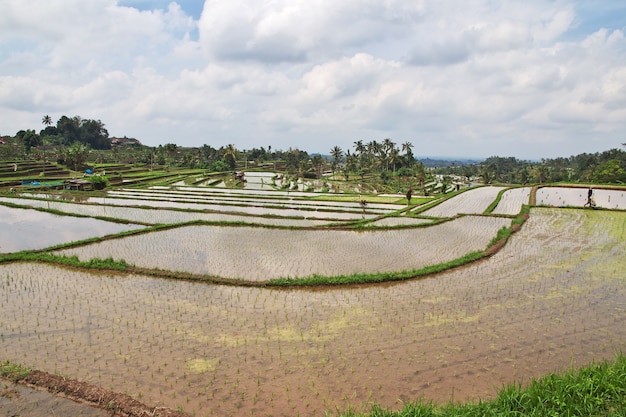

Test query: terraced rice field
[0,196,332,227]
[109,187,399,214]
[0,204,142,253]
[419,186,506,217]
[2,184,625,417]
[366,216,433,227]
[55,215,510,281]
[1,206,625,417]
[536,186,626,209]
[492,187,531,215]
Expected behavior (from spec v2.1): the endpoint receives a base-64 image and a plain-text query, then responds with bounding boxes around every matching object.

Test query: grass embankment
[2,354,625,416]
[0,207,530,287]
[269,206,530,286]
[337,355,626,417]
[0,252,129,271]
[267,250,485,286]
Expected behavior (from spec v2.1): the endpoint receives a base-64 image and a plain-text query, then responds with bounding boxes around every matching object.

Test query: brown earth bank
[1,370,191,417]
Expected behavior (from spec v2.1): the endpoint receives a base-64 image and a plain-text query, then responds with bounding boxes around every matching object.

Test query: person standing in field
[585,187,595,208]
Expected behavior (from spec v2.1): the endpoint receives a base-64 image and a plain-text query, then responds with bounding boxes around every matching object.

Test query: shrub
[88,175,108,190]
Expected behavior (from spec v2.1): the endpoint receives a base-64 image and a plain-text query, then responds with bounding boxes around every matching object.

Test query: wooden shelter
[65,179,93,191]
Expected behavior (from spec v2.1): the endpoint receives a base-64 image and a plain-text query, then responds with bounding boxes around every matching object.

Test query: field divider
[0,207,531,288]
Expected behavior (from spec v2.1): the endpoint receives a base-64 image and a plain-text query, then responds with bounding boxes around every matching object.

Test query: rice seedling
[1,186,625,416]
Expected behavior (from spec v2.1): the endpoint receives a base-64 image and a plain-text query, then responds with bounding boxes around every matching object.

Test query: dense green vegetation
[2,115,624,197]
[436,151,626,185]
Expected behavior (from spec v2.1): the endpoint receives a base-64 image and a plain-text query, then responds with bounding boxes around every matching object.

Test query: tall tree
[353,140,365,157]
[312,154,324,178]
[344,150,357,180]
[388,146,401,174]
[223,144,237,170]
[80,119,110,149]
[414,162,427,193]
[329,146,343,176]
[40,115,53,175]
[42,115,52,127]
[163,143,178,166]
[382,138,395,171]
[367,140,382,171]
[17,129,41,154]
[56,116,80,144]
[402,141,414,167]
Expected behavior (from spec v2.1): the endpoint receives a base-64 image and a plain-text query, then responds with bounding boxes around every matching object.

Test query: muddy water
[1,208,625,417]
[0,380,111,417]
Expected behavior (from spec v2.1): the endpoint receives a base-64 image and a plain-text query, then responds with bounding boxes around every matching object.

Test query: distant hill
[316,154,482,167]
[418,157,482,167]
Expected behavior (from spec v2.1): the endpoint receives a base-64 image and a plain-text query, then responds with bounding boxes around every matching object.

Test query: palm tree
[224,144,237,170]
[382,138,395,154]
[353,140,365,171]
[353,140,365,157]
[42,115,52,127]
[414,162,427,193]
[41,115,53,175]
[329,146,343,176]
[367,140,383,171]
[382,138,395,171]
[388,146,401,174]
[402,141,414,167]
[344,150,357,180]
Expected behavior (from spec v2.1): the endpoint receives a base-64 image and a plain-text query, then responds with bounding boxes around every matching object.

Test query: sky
[1,1,625,160]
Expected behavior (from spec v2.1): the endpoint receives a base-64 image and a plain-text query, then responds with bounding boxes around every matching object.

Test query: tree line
[432,148,626,185]
[1,115,625,185]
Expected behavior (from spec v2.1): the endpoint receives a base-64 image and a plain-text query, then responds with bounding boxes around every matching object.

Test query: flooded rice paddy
[492,187,531,215]
[22,194,382,221]
[54,215,510,281]
[536,186,626,209]
[1,207,625,417]
[419,186,506,217]
[0,205,142,253]
[1,185,626,416]
[0,196,332,227]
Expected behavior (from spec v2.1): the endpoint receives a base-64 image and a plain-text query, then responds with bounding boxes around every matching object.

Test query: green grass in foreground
[339,354,626,417]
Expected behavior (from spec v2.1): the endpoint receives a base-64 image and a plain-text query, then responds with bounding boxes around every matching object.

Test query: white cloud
[0,0,625,158]
[198,0,426,62]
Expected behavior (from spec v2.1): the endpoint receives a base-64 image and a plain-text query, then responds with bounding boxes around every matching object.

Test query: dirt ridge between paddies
[0,360,191,417]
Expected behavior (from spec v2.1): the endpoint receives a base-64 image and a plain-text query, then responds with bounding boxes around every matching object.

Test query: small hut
[65,179,93,191]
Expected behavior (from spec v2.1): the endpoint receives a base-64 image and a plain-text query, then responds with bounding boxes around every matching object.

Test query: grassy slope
[339,354,626,417]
